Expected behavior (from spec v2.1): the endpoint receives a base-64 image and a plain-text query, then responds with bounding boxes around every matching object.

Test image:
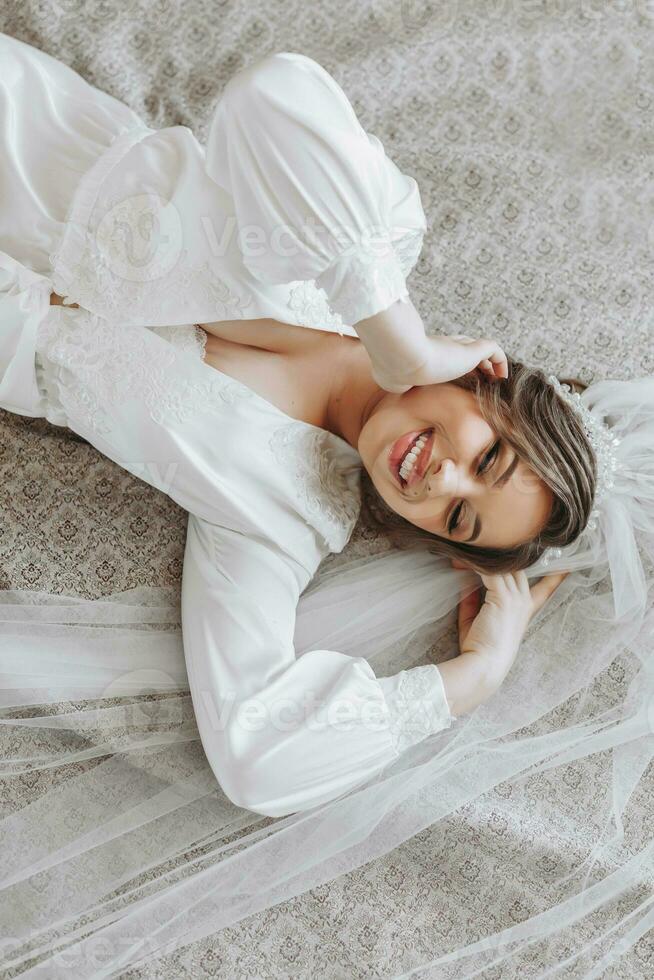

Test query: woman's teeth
[399,433,428,482]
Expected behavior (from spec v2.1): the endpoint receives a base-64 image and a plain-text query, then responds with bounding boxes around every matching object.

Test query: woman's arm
[354,298,433,393]
[205,55,508,393]
[205,54,430,366]
[436,652,495,718]
[439,564,571,717]
[181,515,455,817]
[182,519,568,816]
[356,300,509,393]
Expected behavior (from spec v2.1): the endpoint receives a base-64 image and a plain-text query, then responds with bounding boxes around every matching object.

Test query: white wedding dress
[0,34,452,817]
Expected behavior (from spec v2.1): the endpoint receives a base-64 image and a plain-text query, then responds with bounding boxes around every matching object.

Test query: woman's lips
[388,428,435,489]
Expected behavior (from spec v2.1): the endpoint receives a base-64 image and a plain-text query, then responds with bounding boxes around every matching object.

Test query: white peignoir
[0,34,453,817]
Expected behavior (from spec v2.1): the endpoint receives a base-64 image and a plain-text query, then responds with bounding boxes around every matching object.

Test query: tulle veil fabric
[1,374,653,977]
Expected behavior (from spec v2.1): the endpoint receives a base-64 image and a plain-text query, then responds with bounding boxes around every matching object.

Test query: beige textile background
[1,0,653,976]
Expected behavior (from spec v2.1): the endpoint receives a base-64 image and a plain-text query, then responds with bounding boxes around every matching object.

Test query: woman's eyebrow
[464,452,519,543]
[493,452,519,490]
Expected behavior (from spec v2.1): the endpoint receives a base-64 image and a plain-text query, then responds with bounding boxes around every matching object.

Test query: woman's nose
[426,457,458,495]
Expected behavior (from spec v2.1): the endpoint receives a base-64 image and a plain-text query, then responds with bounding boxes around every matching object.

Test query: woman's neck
[325,340,387,452]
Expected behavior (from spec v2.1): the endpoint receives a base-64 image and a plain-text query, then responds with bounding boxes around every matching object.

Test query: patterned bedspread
[1,2,652,976]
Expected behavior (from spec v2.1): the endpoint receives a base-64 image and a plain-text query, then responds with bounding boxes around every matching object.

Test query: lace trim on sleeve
[284,224,424,333]
[314,237,410,327]
[378,664,454,756]
[392,227,424,279]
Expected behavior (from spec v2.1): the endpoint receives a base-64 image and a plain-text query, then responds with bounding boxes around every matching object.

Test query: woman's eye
[448,502,463,534]
[478,440,501,475]
[449,441,501,534]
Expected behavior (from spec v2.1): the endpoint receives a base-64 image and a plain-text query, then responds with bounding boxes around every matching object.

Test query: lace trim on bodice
[35,308,360,552]
[267,422,362,554]
[148,323,208,361]
[34,310,254,436]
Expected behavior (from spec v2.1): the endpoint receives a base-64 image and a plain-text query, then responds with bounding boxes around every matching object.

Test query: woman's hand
[355,300,508,394]
[450,558,569,694]
[409,333,509,388]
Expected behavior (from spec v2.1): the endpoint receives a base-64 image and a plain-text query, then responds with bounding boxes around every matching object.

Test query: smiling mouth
[389,428,436,489]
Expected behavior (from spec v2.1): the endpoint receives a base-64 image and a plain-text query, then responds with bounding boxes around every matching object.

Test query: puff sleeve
[205,52,427,328]
[182,514,453,817]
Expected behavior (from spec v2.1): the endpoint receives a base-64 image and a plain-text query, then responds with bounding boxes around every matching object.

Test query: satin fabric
[0,34,426,335]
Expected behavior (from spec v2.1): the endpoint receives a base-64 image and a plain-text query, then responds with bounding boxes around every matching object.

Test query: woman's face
[357,382,553,550]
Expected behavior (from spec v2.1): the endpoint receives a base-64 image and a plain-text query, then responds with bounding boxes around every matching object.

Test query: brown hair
[359,360,596,573]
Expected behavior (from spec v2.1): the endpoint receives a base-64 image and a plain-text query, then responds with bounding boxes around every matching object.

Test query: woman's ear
[449,557,470,570]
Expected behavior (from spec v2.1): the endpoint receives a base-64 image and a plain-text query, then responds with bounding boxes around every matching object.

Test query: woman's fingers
[449,557,481,645]
[474,339,508,379]
[448,334,508,382]
[477,359,495,379]
[450,335,488,370]
[458,585,482,645]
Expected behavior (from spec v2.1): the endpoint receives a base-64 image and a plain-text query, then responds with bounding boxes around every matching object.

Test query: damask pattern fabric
[0,3,653,978]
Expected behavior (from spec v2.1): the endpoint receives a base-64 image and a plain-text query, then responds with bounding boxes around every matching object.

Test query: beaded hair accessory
[539,375,622,567]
